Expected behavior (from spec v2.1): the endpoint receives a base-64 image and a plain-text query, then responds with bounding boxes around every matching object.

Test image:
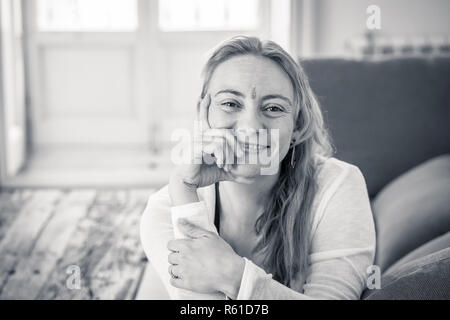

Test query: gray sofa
[302,57,450,299]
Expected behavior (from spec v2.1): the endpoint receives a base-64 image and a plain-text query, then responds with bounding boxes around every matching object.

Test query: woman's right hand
[170,94,254,192]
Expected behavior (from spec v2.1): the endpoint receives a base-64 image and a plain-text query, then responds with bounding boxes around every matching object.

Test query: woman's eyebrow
[215,90,293,106]
[262,94,292,106]
[215,89,245,97]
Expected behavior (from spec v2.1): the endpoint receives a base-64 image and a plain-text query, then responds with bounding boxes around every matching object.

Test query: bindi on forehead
[251,86,256,99]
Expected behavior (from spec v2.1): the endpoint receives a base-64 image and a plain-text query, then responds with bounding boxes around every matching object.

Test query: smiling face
[204,54,297,178]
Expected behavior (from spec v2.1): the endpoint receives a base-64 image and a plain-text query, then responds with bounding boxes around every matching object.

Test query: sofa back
[301,57,450,197]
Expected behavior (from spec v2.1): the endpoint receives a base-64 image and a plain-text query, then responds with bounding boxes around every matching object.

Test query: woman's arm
[230,164,376,300]
[141,163,375,300]
[169,174,200,206]
[140,186,226,299]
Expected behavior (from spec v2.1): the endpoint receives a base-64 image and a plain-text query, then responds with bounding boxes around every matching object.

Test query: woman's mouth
[237,141,270,154]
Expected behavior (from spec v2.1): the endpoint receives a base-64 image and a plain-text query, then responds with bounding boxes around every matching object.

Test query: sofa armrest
[372,154,450,271]
[362,247,450,300]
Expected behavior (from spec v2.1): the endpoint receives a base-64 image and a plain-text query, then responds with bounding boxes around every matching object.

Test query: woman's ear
[291,129,302,147]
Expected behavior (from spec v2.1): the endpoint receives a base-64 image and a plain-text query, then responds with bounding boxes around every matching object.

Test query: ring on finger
[169,265,180,279]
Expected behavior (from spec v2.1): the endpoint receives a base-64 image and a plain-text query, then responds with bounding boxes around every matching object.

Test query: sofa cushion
[385,232,450,274]
[362,247,450,300]
[301,57,450,197]
[371,154,450,272]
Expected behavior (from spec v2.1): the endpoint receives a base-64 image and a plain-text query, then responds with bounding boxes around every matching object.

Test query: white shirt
[140,156,376,299]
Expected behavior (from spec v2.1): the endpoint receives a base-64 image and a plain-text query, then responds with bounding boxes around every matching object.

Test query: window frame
[154,0,270,45]
[34,0,139,33]
[157,0,263,33]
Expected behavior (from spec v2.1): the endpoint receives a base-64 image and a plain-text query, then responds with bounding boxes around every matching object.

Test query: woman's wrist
[219,254,245,299]
[169,174,200,206]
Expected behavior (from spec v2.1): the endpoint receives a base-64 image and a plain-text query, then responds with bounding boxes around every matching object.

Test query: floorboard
[0,188,154,300]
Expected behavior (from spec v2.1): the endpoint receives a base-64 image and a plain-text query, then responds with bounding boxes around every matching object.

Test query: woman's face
[205,54,296,178]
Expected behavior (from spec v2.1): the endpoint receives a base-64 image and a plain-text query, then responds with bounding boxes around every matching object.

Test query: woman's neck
[218,171,279,225]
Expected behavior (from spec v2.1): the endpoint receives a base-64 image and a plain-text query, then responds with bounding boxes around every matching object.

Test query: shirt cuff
[171,200,217,239]
[236,257,273,300]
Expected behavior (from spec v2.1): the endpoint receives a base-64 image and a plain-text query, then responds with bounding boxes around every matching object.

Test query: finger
[205,134,238,172]
[223,136,237,170]
[212,136,230,167]
[168,264,182,279]
[167,239,191,252]
[168,252,182,265]
[178,219,212,239]
[199,136,216,165]
[218,137,233,172]
[203,139,225,168]
[210,135,236,169]
[170,277,186,289]
[197,94,211,131]
[204,129,244,158]
[219,131,242,165]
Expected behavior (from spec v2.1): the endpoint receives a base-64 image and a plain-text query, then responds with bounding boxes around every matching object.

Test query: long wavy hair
[200,36,333,286]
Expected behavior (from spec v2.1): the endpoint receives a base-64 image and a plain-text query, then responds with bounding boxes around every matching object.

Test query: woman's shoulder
[309,155,375,256]
[310,155,371,233]
[314,155,367,192]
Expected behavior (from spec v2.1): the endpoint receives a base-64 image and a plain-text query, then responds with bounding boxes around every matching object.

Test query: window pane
[37,0,138,32]
[159,0,259,31]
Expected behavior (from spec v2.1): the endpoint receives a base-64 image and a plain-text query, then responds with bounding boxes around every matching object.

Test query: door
[25,0,150,147]
[0,0,26,177]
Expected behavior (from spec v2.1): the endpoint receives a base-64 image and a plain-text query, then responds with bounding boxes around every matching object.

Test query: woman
[140,36,376,300]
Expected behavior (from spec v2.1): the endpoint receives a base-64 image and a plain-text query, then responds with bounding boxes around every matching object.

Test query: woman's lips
[237,140,270,153]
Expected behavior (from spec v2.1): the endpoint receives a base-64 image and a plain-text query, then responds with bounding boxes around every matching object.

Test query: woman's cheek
[273,125,293,159]
[208,106,230,128]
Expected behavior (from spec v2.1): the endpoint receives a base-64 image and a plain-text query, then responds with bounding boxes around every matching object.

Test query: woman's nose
[234,108,266,142]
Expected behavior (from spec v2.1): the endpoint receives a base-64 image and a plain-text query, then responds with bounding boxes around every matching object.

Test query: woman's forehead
[209,55,294,98]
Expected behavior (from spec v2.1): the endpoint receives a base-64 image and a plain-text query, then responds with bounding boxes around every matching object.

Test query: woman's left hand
[167,219,245,299]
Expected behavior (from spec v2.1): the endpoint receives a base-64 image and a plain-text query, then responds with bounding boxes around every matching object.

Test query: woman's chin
[230,163,262,178]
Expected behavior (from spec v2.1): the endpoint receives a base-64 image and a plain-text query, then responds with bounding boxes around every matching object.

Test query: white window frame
[153,0,271,45]
[157,0,263,33]
[1,0,27,180]
[35,0,139,33]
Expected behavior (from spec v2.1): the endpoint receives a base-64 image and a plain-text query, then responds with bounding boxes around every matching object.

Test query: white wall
[303,0,450,56]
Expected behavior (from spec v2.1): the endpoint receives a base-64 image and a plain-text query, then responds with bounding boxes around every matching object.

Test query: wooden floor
[0,188,155,300]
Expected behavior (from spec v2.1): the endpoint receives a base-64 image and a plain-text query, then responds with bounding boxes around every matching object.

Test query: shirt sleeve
[139,186,226,300]
[235,165,376,300]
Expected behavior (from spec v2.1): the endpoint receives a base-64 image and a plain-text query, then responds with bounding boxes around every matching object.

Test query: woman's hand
[172,94,253,187]
[167,219,245,299]
[169,94,253,205]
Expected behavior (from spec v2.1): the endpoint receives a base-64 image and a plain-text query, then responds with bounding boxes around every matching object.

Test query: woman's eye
[221,101,239,108]
[264,105,283,112]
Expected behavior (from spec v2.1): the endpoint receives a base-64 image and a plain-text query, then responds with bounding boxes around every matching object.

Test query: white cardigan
[140,157,376,299]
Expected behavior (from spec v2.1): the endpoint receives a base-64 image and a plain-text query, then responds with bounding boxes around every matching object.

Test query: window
[159,0,259,31]
[36,0,138,32]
